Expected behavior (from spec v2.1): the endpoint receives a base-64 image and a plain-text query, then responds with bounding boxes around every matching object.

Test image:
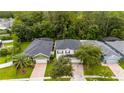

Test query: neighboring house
[80,40,121,64]
[25,38,53,63]
[0,18,14,30]
[102,36,121,41]
[55,39,81,63]
[105,41,124,58]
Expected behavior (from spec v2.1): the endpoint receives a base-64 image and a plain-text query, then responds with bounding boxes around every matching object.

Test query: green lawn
[20,42,31,53]
[45,62,54,77]
[44,78,71,81]
[86,78,118,81]
[118,59,124,69]
[0,55,12,64]
[0,66,16,80]
[0,66,33,80]
[4,42,13,47]
[84,64,114,77]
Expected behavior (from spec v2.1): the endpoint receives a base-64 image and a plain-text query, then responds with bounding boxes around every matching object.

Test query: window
[65,50,70,54]
[57,50,63,54]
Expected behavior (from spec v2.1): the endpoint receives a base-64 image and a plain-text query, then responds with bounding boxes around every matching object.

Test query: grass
[84,64,114,77]
[16,67,34,78]
[44,78,71,81]
[45,62,54,77]
[86,78,118,81]
[4,42,13,47]
[0,66,33,80]
[0,55,12,64]
[20,42,31,53]
[118,59,124,69]
[0,66,16,80]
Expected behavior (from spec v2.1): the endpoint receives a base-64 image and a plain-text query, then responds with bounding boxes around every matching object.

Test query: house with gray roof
[0,18,14,29]
[105,41,124,58]
[25,38,53,63]
[80,40,121,64]
[55,39,81,63]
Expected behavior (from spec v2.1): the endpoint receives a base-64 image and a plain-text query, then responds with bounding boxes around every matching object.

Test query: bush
[0,48,8,56]
[50,56,72,79]
[1,36,12,40]
[7,47,13,55]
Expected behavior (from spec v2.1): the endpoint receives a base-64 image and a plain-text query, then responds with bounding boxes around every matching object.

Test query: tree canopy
[10,11,124,41]
[50,56,72,79]
[75,44,102,67]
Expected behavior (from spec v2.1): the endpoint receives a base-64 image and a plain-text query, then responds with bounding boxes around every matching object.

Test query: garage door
[35,59,48,63]
[70,57,81,64]
[106,59,118,64]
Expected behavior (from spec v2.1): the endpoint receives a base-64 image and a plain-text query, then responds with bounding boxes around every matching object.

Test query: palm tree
[13,53,34,72]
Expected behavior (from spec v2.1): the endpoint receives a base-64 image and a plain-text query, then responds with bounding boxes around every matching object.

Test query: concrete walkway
[0,62,13,69]
[30,63,47,81]
[71,64,85,81]
[107,64,124,81]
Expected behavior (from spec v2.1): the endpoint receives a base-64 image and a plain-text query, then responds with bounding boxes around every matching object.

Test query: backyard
[0,55,12,64]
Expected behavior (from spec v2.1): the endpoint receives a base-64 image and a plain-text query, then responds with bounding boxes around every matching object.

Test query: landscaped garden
[118,59,124,69]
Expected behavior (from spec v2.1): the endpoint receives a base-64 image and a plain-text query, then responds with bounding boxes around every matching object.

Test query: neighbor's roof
[55,39,81,50]
[105,41,124,55]
[25,38,53,57]
[102,36,121,41]
[80,40,121,57]
[0,18,13,29]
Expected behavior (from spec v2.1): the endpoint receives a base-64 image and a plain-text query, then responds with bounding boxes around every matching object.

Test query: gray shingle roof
[106,41,124,55]
[102,36,121,41]
[80,40,121,58]
[55,39,81,50]
[25,38,53,57]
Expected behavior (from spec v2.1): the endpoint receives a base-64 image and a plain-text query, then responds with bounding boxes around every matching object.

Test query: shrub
[50,56,72,79]
[0,48,8,56]
[1,36,12,40]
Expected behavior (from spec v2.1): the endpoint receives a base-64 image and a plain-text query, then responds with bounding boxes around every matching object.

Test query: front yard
[86,78,118,81]
[84,64,114,77]
[45,62,54,77]
[118,59,124,69]
[0,66,33,80]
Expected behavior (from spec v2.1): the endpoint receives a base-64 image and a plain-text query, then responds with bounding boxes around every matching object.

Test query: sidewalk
[0,62,13,69]
[107,64,124,81]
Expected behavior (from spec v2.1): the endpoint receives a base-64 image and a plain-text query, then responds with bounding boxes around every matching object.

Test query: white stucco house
[55,39,81,63]
[24,38,53,63]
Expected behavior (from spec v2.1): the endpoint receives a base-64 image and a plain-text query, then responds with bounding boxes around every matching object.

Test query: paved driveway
[107,64,124,81]
[30,63,47,80]
[71,64,85,81]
